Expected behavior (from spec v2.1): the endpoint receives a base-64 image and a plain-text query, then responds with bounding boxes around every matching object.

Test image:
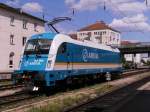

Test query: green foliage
[123,61,132,69]
[29,101,62,112]
[141,59,146,65]
[121,55,126,64]
[141,59,150,66]
[147,60,150,66]
[121,55,133,69]
[28,84,114,112]
[95,84,113,94]
[63,96,76,107]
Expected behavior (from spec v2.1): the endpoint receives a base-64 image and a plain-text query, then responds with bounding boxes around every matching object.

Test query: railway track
[122,69,150,77]
[0,69,149,112]
[0,84,24,91]
[64,69,150,112]
[0,91,39,112]
[0,92,34,106]
[0,69,146,91]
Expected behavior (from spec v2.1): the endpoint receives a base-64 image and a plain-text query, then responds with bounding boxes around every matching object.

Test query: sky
[0,0,150,42]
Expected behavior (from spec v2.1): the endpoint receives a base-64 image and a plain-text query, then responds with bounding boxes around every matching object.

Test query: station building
[77,21,121,46]
[0,3,45,72]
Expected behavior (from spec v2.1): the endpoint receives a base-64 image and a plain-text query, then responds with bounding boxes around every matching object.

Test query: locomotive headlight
[18,55,23,68]
[47,60,51,68]
[18,59,22,68]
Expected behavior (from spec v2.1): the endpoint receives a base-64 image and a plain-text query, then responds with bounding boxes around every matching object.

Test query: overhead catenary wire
[107,0,149,36]
[102,1,136,33]
[145,0,148,6]
[44,0,150,35]
[64,0,147,34]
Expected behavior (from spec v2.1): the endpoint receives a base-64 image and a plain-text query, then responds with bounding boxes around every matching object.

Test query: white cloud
[110,14,150,32]
[65,0,76,6]
[22,2,43,13]
[65,0,149,14]
[55,24,76,34]
[6,0,20,7]
[122,14,148,23]
[65,0,150,32]
[65,0,104,11]
[114,2,148,14]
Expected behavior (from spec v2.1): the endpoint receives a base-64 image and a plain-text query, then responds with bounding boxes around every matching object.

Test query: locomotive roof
[29,32,119,53]
[31,33,57,40]
[53,34,120,53]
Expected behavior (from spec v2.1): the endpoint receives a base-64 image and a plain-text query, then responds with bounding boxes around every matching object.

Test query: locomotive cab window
[58,43,67,54]
[24,39,52,55]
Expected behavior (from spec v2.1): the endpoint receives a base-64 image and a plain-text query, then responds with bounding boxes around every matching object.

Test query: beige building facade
[77,21,121,45]
[0,3,45,72]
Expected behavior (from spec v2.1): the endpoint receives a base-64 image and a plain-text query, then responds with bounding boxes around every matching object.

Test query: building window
[34,23,38,31]
[10,16,15,26]
[117,39,119,42]
[82,33,84,36]
[9,52,14,68]
[10,34,14,45]
[23,20,28,29]
[103,31,106,35]
[117,34,119,38]
[94,32,98,35]
[22,37,27,46]
[110,36,112,41]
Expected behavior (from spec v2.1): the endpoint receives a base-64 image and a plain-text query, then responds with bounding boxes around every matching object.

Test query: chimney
[96,20,105,24]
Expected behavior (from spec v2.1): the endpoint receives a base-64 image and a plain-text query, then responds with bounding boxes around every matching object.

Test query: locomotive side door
[58,42,73,71]
[66,43,73,71]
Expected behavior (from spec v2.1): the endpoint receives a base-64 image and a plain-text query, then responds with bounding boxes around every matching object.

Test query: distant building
[121,41,142,64]
[124,54,141,64]
[69,33,77,40]
[121,40,132,45]
[0,3,45,72]
[77,21,121,45]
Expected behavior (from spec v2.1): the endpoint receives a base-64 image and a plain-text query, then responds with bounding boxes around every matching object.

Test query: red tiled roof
[69,33,77,40]
[121,40,140,45]
[78,21,120,33]
[121,41,132,45]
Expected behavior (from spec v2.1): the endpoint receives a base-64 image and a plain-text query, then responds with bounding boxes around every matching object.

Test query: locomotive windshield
[24,39,52,55]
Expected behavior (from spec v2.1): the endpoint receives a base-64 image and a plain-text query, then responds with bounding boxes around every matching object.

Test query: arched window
[9,52,14,68]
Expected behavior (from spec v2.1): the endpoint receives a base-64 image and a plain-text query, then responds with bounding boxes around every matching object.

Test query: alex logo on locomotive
[24,59,44,66]
[82,49,99,62]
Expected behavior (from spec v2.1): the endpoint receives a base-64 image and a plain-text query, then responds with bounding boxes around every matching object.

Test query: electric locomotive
[13,32,122,91]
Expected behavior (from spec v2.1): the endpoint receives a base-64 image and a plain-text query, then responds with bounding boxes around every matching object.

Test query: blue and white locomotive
[13,32,122,91]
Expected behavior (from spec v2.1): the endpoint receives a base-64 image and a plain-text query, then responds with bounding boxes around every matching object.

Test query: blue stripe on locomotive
[44,43,122,86]
[56,43,121,63]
